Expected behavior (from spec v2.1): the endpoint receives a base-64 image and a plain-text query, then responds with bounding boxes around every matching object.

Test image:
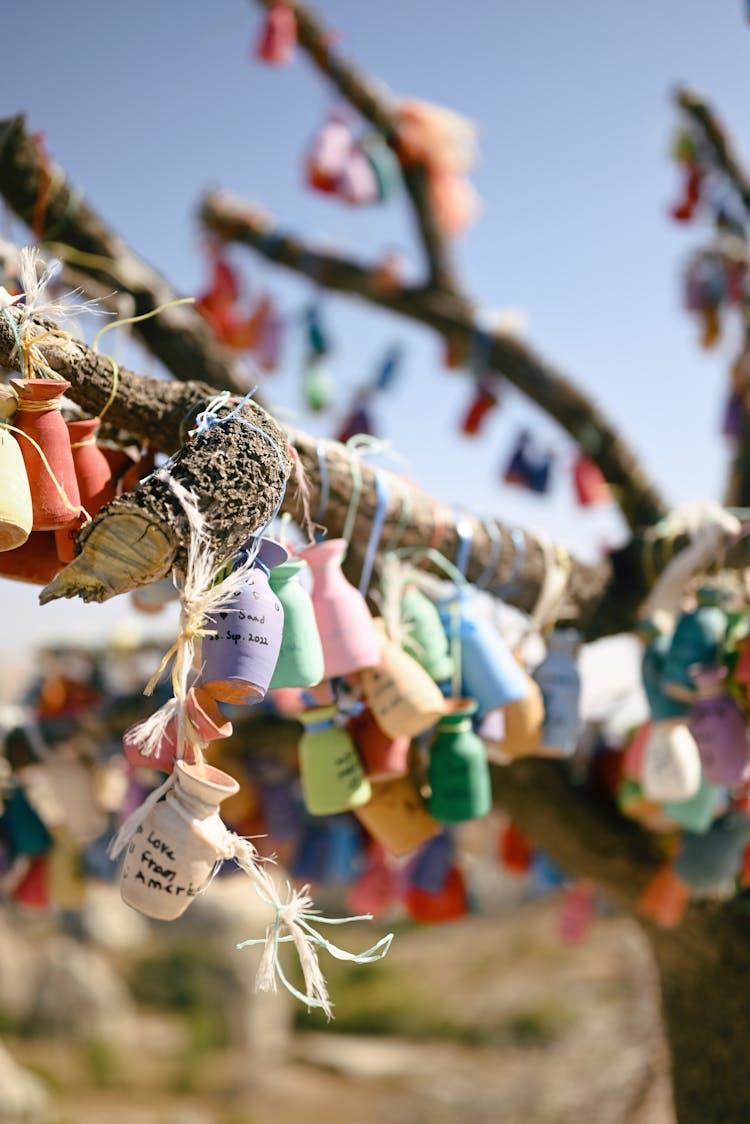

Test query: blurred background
[2,0,749,1120]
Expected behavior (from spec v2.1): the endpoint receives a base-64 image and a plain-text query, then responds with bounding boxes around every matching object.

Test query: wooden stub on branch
[41,406,293,604]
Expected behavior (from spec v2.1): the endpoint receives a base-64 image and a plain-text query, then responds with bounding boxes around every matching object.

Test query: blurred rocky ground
[0,881,674,1124]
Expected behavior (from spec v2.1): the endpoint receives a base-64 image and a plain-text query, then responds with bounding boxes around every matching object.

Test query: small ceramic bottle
[299,538,381,678]
[533,628,581,756]
[119,761,239,921]
[437,588,528,716]
[688,666,749,786]
[199,538,287,704]
[0,425,33,550]
[357,619,446,739]
[297,705,371,816]
[268,557,325,689]
[427,699,492,823]
[10,378,81,531]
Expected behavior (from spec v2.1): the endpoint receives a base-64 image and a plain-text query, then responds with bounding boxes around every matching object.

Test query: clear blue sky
[2,0,749,655]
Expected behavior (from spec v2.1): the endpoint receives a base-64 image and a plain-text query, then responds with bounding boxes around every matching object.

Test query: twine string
[2,421,86,520]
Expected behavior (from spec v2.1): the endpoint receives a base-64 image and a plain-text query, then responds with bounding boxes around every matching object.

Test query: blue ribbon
[454,508,473,578]
[476,517,502,591]
[358,471,390,595]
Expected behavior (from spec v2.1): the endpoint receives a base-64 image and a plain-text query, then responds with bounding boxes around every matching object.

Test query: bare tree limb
[672,90,750,509]
[251,0,459,291]
[201,191,670,532]
[0,114,248,394]
[4,308,742,632]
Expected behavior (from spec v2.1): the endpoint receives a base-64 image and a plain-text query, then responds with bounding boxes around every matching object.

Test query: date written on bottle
[207,629,271,646]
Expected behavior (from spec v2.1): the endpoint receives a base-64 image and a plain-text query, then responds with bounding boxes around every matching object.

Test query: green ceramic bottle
[427,700,491,823]
[269,558,325,688]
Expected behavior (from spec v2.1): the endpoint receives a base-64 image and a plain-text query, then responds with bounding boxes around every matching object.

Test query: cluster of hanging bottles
[108,529,583,924]
[0,375,150,583]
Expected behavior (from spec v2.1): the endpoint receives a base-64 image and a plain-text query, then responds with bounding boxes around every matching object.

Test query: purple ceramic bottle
[199,538,287,704]
[688,666,748,786]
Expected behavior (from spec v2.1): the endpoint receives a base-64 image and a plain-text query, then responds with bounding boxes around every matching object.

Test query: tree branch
[672,90,750,508]
[4,308,742,633]
[0,308,292,603]
[201,191,670,532]
[251,0,459,291]
[0,114,248,394]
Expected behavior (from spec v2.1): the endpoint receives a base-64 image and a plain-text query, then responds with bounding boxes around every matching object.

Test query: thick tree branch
[251,0,459,291]
[673,89,750,508]
[0,308,291,603]
[201,192,670,532]
[0,114,247,394]
[4,309,744,632]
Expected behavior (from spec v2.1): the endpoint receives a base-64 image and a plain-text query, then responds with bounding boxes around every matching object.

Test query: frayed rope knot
[236,876,393,1020]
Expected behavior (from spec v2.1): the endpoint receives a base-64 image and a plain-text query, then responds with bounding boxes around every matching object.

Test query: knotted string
[394,546,467,698]
[233,839,393,1019]
[1,420,87,521]
[476,517,502,591]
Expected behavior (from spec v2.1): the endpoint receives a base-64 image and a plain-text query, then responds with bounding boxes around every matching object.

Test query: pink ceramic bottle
[299,538,381,678]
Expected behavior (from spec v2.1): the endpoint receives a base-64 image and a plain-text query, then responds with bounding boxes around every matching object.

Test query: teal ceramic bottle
[269,558,325,689]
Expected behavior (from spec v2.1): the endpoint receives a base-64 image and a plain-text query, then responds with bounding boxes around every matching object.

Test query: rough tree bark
[0,114,248,394]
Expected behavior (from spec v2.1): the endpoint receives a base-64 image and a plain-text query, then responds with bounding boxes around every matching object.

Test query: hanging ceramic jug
[0,530,60,584]
[404,864,468,923]
[268,557,325,689]
[254,0,297,65]
[662,587,727,705]
[499,667,545,758]
[348,706,410,780]
[299,538,382,678]
[688,666,749,786]
[123,687,233,771]
[533,628,581,757]
[357,619,446,739]
[664,773,722,835]
[338,144,380,206]
[640,719,702,803]
[640,622,691,721]
[199,538,287,704]
[67,416,116,516]
[297,705,371,816]
[306,115,353,194]
[0,425,32,550]
[9,379,81,531]
[408,831,454,893]
[400,584,453,684]
[427,699,492,823]
[354,775,441,856]
[119,761,239,921]
[674,811,750,894]
[437,587,528,716]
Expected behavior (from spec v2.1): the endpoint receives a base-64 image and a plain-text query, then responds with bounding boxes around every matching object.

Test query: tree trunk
[649,901,750,1123]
